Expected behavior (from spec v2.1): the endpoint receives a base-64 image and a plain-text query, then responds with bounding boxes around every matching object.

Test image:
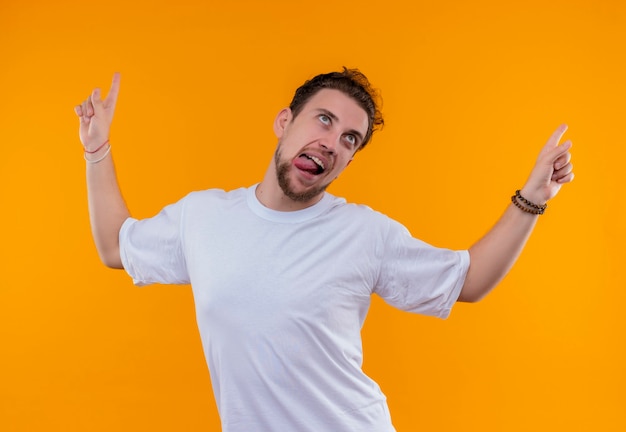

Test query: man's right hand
[74,72,121,152]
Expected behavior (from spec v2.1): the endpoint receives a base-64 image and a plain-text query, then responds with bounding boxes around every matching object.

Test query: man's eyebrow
[315,108,339,121]
[315,108,365,143]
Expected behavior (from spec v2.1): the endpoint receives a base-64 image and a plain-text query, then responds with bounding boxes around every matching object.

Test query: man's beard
[275,148,330,203]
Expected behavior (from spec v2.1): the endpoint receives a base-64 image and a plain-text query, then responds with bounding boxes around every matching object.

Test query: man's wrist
[519,187,547,206]
[512,189,547,215]
[84,141,112,164]
[84,139,109,155]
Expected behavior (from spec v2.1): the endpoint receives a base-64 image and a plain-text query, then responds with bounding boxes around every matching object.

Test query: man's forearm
[458,201,538,302]
[86,150,129,269]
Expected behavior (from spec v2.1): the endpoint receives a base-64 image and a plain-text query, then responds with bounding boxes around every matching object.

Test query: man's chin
[276,163,329,203]
[280,183,327,203]
[276,162,329,203]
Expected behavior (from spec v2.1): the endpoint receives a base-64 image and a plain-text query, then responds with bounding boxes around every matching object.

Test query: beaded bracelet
[511,190,546,215]
[515,190,547,211]
[84,139,110,154]
[84,145,111,164]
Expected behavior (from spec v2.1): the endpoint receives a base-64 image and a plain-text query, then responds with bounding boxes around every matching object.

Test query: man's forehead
[304,88,361,109]
[303,89,368,130]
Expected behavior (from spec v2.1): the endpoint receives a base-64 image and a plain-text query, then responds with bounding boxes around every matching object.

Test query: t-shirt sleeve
[119,198,190,286]
[374,219,470,319]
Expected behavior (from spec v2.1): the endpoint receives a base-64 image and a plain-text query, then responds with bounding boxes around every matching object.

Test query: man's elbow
[457,280,494,303]
[103,259,124,269]
[98,249,124,269]
[457,265,501,303]
[457,289,487,303]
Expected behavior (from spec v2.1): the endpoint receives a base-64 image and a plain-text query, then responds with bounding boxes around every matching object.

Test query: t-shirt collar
[246,184,334,223]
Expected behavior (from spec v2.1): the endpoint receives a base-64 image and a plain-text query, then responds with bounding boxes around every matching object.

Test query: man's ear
[273,108,292,138]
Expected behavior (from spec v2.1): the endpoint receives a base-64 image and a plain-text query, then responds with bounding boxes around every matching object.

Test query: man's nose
[319,131,339,153]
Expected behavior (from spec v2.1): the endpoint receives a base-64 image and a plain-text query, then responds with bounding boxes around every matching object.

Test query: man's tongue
[294,155,319,174]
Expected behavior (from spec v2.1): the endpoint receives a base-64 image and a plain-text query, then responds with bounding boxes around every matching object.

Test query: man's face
[273,89,369,205]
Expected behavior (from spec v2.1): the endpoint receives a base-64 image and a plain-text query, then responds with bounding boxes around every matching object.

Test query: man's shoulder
[326,195,392,225]
[168,187,249,217]
[183,186,248,203]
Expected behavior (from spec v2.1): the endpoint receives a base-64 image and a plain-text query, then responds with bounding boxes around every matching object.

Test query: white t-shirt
[119,185,470,432]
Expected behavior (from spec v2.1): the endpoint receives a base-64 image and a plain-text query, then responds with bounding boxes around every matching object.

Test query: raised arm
[458,125,574,302]
[74,73,128,269]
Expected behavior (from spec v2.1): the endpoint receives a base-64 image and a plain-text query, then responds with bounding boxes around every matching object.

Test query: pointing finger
[104,72,121,110]
[543,124,568,151]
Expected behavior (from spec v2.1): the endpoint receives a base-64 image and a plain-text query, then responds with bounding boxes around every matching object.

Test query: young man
[75,68,573,431]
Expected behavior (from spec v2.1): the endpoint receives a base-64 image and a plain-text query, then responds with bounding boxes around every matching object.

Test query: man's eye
[319,115,330,125]
[344,134,356,146]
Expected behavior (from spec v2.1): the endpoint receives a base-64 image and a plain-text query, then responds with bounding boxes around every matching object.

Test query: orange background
[1,0,624,430]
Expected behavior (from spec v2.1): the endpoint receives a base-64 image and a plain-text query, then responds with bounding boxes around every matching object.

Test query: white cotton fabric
[119,185,469,432]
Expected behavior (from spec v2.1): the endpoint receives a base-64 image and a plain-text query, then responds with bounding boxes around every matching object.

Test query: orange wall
[0,0,624,430]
